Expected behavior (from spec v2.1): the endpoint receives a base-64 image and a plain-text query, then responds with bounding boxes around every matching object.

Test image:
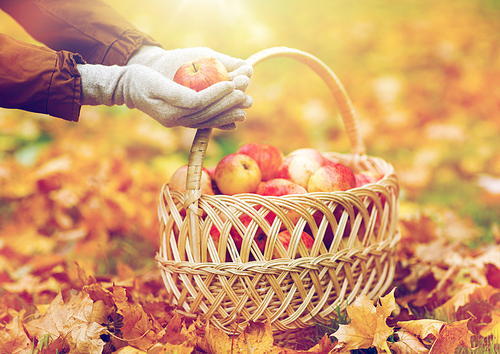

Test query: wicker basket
[156,47,400,337]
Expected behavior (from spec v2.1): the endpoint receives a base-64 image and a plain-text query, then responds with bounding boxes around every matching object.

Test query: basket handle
[184,46,365,262]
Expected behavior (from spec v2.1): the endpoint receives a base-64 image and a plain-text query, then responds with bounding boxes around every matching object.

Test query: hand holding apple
[173,57,229,92]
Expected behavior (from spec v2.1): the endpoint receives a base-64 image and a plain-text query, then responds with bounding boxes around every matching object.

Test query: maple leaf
[331,288,396,353]
[428,319,474,353]
[396,319,445,343]
[0,315,31,354]
[389,330,428,354]
[112,286,157,350]
[198,319,325,354]
[25,292,108,354]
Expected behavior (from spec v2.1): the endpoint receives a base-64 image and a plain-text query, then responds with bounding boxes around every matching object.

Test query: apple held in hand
[169,165,215,195]
[214,153,262,195]
[237,143,284,181]
[308,163,356,193]
[173,57,228,92]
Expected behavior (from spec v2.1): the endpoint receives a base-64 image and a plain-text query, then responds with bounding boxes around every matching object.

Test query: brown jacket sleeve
[0,34,83,121]
[0,0,161,121]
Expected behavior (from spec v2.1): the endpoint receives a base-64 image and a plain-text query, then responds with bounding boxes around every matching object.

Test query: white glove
[127,46,253,87]
[127,46,254,129]
[77,63,250,129]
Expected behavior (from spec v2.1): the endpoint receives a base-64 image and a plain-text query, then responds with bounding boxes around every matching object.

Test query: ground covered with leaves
[1,0,500,353]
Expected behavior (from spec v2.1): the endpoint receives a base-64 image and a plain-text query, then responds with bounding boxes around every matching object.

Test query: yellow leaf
[397,319,445,341]
[332,290,396,353]
[199,319,287,354]
[390,330,429,354]
[479,310,500,342]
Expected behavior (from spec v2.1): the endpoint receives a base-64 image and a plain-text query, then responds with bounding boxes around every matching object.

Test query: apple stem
[191,62,198,73]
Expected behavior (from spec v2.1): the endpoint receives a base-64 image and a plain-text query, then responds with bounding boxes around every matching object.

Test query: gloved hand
[127,46,254,130]
[77,63,251,129]
[127,46,253,87]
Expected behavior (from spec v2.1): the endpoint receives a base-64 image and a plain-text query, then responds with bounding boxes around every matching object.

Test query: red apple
[272,230,314,259]
[209,212,268,254]
[276,154,322,190]
[169,165,215,195]
[256,178,307,196]
[237,143,284,181]
[308,164,356,193]
[288,148,325,166]
[355,170,384,187]
[173,57,228,92]
[214,153,262,195]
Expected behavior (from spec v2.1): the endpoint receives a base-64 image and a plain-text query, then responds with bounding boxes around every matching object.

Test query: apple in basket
[209,212,268,256]
[256,178,307,196]
[168,164,215,195]
[173,57,228,92]
[237,143,284,181]
[308,163,356,193]
[355,170,384,187]
[276,154,323,190]
[272,230,314,259]
[214,153,262,195]
[288,148,325,166]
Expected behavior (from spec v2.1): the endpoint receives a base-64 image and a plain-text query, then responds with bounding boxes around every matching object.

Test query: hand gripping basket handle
[184,46,366,262]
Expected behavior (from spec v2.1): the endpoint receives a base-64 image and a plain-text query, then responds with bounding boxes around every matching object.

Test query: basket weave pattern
[156,47,400,335]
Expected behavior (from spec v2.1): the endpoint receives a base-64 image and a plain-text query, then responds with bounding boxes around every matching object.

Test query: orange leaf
[0,315,31,354]
[428,319,474,353]
[199,319,292,354]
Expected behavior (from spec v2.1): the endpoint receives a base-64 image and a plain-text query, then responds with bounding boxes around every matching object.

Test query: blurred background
[1,0,499,276]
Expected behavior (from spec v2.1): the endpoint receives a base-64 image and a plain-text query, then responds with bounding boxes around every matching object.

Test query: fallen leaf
[479,310,500,341]
[428,319,473,353]
[199,319,290,354]
[25,292,107,354]
[397,319,445,341]
[332,289,396,353]
[390,330,429,354]
[0,315,31,354]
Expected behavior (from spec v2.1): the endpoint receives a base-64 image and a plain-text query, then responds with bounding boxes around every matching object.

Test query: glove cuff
[127,45,165,66]
[77,63,127,106]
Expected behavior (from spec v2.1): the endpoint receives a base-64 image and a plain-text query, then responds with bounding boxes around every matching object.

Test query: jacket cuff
[101,29,161,66]
[46,51,85,122]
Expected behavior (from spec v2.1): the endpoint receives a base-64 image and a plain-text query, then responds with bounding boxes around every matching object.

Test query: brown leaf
[25,292,107,354]
[199,319,290,354]
[0,315,31,354]
[332,289,396,353]
[428,319,474,353]
[390,330,429,354]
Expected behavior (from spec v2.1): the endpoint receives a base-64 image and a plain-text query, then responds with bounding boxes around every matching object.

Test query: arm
[0,0,160,65]
[0,34,82,121]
